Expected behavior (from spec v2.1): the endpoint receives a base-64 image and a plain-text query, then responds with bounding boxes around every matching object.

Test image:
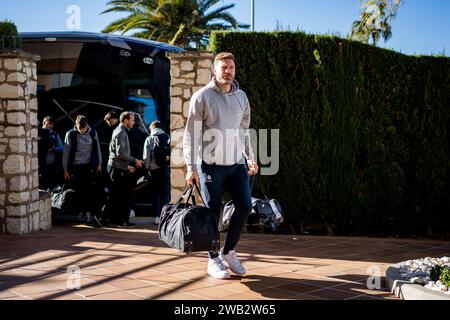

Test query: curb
[386,263,450,300]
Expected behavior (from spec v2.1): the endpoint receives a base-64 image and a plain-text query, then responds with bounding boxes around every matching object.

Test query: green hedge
[0,20,20,49]
[210,31,450,237]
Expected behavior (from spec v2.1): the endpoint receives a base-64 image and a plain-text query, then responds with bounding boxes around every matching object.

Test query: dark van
[21,31,183,216]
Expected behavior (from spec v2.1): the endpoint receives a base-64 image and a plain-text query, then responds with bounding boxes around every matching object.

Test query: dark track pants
[199,162,252,259]
[107,166,133,224]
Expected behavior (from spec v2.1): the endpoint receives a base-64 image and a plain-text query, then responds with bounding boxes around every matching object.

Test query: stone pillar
[0,49,51,234]
[166,52,214,201]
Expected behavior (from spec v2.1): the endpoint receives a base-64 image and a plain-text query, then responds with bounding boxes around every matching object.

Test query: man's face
[214,59,235,86]
[106,118,117,127]
[76,125,88,134]
[43,120,53,130]
[124,116,135,130]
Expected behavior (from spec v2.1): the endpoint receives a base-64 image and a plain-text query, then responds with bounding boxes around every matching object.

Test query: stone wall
[0,49,51,234]
[167,51,214,201]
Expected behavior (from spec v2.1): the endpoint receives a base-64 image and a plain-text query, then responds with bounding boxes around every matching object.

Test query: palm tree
[101,0,248,49]
[350,0,403,46]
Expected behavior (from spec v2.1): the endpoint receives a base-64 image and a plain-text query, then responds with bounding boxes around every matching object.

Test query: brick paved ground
[1,222,449,300]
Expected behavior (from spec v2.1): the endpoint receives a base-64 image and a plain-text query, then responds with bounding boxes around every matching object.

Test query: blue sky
[1,0,449,56]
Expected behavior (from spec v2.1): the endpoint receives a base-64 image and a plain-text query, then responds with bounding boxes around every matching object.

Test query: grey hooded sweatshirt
[183,78,255,172]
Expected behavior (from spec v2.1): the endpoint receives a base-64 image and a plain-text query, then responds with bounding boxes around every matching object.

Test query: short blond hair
[43,116,54,125]
[150,120,161,130]
[104,111,118,121]
[120,111,134,123]
[75,115,88,129]
[214,52,235,67]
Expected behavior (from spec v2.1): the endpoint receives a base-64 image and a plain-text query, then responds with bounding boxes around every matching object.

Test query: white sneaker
[207,257,230,279]
[220,249,246,276]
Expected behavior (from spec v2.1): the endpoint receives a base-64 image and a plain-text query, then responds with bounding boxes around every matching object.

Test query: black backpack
[152,133,170,167]
[159,184,220,254]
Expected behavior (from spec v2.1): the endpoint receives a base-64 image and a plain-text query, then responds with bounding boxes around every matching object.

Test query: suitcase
[159,184,220,254]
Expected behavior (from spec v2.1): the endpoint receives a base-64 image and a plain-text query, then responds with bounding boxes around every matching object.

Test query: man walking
[143,120,171,226]
[63,115,102,225]
[108,111,144,227]
[38,116,64,190]
[183,52,258,279]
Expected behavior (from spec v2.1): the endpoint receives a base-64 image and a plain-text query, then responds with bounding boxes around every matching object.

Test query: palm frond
[101,17,132,33]
[101,0,246,48]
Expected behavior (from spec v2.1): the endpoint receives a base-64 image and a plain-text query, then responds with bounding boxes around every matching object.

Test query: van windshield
[23,40,160,143]
[128,88,159,129]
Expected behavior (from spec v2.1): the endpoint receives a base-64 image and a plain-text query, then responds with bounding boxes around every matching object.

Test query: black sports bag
[220,175,284,232]
[159,183,220,255]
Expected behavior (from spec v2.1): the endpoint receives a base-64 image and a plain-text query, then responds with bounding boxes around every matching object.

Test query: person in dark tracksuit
[38,116,64,191]
[108,111,144,227]
[97,111,121,226]
[183,52,259,279]
[143,120,171,226]
[63,115,102,226]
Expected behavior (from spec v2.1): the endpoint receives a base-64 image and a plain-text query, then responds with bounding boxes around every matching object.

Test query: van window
[128,88,158,129]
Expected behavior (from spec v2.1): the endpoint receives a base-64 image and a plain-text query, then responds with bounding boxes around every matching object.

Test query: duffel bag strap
[176,185,195,206]
[178,182,204,206]
[250,174,269,200]
[192,181,205,204]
